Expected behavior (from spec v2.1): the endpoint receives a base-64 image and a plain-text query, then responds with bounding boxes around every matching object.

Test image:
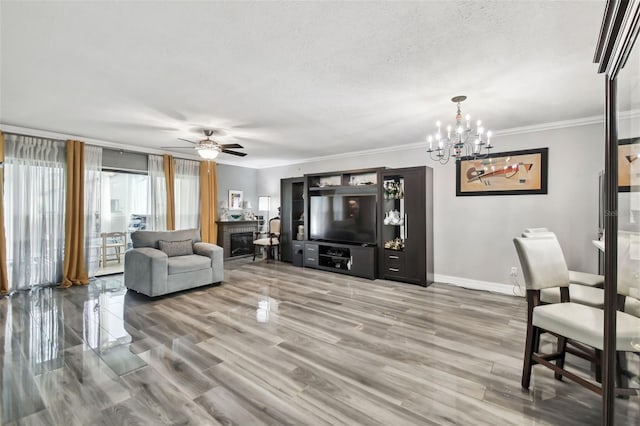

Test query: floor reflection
[0,279,144,423]
[84,284,130,352]
[256,295,279,324]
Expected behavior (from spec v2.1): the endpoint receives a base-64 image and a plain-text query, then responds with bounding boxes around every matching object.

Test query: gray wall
[217,164,258,214]
[256,122,611,288]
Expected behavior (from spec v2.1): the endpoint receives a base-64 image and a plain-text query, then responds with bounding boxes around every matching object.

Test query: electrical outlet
[510,267,518,277]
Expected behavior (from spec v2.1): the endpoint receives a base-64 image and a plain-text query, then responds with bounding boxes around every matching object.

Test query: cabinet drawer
[383,250,405,277]
[304,243,319,266]
[385,251,404,266]
[304,255,318,266]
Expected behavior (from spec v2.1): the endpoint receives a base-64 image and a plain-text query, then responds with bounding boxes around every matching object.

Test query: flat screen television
[309,194,377,244]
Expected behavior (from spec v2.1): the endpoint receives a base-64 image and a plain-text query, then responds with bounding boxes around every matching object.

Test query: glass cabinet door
[382,176,405,251]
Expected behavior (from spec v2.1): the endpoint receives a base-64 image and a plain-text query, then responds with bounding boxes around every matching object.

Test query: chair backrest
[269,218,281,235]
[521,231,557,239]
[101,231,126,239]
[524,227,550,233]
[130,229,201,248]
[513,237,570,290]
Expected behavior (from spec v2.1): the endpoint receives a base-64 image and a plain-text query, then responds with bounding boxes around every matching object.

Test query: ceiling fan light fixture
[196,145,220,160]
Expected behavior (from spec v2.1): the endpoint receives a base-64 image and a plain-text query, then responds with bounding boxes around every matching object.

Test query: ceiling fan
[162,129,247,160]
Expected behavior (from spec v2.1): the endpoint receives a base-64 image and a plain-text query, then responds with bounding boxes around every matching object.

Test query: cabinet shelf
[319,253,351,260]
[309,185,377,193]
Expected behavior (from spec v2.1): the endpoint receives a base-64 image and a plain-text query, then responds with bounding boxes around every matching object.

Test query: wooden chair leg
[616,351,627,389]
[522,322,536,389]
[555,336,567,380]
[253,244,257,261]
[595,349,602,383]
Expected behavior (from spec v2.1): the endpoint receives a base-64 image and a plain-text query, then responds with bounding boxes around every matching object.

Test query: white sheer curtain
[4,134,66,291]
[174,158,200,230]
[84,146,102,278]
[148,154,167,231]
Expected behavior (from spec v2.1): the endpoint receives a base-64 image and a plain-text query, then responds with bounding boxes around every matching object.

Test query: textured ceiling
[0,1,605,168]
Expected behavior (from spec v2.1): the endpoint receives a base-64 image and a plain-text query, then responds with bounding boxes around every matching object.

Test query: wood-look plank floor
[0,258,638,425]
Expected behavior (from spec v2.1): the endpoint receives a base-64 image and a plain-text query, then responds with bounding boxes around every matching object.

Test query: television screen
[309,194,377,244]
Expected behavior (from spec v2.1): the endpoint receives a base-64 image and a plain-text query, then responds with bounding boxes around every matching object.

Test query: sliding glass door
[97,171,149,275]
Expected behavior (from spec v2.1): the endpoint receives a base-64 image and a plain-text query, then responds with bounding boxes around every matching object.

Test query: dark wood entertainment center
[280,166,433,286]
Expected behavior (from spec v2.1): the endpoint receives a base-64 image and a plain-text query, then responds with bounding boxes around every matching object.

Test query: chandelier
[426,96,493,164]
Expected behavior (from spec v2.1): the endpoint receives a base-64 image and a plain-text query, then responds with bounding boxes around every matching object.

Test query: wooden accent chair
[513,236,640,395]
[100,232,127,267]
[253,217,280,262]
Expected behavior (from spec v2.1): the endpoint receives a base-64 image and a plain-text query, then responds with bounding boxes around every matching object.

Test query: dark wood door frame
[593,2,640,424]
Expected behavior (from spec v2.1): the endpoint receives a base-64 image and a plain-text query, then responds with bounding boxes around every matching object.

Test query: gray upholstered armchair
[124,229,223,297]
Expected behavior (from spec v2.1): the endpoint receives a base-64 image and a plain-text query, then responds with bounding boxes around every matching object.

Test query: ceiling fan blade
[221,149,247,157]
[178,138,198,144]
[219,143,243,149]
[161,146,195,149]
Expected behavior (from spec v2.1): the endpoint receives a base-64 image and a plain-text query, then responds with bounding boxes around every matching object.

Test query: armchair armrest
[124,247,169,296]
[194,242,224,283]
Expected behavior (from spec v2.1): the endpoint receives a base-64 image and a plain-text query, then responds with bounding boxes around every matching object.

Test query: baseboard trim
[434,274,524,297]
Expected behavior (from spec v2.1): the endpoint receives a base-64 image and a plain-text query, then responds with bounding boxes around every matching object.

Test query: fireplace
[217,220,259,259]
[230,232,254,257]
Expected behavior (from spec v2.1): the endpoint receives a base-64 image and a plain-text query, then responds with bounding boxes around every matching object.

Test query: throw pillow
[158,239,194,257]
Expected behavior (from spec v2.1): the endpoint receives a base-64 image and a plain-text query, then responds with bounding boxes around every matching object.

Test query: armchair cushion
[533,302,640,352]
[253,237,280,246]
[159,239,194,257]
[168,254,211,274]
[569,270,604,288]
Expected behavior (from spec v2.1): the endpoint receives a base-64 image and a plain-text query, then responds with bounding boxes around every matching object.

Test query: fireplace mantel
[217,220,259,259]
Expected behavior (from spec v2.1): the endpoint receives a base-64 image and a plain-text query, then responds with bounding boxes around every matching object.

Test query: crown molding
[493,108,640,137]
[257,140,430,169]
[260,109,640,169]
[5,109,640,170]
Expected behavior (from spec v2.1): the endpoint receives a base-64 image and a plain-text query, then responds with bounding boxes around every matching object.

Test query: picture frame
[228,190,244,210]
[618,137,640,192]
[456,148,548,196]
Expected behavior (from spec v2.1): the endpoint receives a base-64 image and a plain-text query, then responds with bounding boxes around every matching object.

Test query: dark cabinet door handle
[389,267,399,272]
[388,255,399,259]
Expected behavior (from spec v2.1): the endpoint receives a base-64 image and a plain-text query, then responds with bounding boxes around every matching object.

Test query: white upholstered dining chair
[514,236,640,395]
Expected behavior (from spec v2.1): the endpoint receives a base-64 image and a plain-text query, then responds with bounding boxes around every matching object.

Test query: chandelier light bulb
[436,120,441,128]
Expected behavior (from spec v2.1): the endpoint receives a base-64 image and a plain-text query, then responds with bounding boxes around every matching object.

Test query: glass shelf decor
[384,237,405,251]
[383,180,404,199]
